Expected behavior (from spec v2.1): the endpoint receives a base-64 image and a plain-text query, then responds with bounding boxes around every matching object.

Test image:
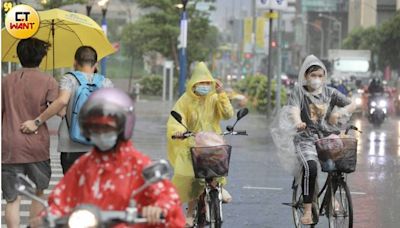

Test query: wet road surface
[2,100,400,227]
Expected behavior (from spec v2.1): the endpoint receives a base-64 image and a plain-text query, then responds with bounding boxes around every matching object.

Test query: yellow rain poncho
[167,62,234,202]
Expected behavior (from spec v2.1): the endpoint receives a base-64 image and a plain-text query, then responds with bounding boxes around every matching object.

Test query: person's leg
[60,152,86,174]
[5,196,22,228]
[301,160,318,224]
[2,164,24,228]
[29,190,45,220]
[185,200,196,226]
[26,160,51,220]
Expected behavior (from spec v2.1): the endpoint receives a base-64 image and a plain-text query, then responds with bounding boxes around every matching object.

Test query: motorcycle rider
[367,78,385,109]
[329,78,350,96]
[166,62,234,226]
[368,78,384,94]
[42,88,185,227]
[272,55,355,225]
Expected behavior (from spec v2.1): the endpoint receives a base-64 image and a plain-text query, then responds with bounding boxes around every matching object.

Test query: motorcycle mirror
[170,111,189,131]
[15,174,48,208]
[236,108,249,121]
[130,160,173,199]
[171,111,182,124]
[226,125,234,132]
[228,108,249,131]
[142,159,173,184]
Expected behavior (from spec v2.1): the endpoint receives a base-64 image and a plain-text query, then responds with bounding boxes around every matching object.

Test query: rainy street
[2,1,400,227]
[3,99,400,227]
[133,100,400,228]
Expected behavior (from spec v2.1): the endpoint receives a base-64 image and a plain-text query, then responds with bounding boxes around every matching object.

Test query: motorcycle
[15,160,172,228]
[368,93,387,126]
[171,108,248,228]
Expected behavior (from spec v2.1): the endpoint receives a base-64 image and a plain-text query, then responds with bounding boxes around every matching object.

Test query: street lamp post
[178,0,188,96]
[98,0,109,76]
[318,13,342,49]
[305,21,324,58]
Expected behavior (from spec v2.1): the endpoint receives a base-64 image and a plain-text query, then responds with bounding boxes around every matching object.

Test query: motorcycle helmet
[79,88,135,141]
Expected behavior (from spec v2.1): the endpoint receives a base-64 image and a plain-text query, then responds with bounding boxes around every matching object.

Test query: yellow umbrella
[2,8,115,72]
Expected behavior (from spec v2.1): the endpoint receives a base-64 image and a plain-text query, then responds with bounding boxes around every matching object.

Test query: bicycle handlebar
[222,130,247,135]
[171,130,247,139]
[171,132,194,139]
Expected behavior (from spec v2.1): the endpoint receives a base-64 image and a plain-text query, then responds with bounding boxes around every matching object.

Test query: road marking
[1,199,31,205]
[350,191,367,195]
[1,211,29,217]
[51,168,63,172]
[243,186,283,191]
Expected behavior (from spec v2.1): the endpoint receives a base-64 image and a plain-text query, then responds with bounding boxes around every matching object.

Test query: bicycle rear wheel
[328,180,353,228]
[209,189,222,228]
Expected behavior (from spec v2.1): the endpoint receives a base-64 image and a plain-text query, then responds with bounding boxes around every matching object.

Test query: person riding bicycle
[166,62,234,226]
[273,55,355,225]
[43,88,185,227]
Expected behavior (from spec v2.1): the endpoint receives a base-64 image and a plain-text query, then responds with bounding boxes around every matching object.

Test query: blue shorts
[2,160,51,202]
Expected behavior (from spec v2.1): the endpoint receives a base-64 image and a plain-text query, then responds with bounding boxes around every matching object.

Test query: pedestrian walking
[20,46,113,174]
[2,38,58,228]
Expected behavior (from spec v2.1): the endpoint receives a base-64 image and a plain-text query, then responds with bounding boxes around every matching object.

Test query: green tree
[378,11,400,71]
[120,0,219,73]
[40,0,86,9]
[343,11,400,71]
[343,27,379,71]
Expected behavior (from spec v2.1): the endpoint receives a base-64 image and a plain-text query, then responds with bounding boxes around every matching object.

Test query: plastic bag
[315,134,344,161]
[195,132,225,147]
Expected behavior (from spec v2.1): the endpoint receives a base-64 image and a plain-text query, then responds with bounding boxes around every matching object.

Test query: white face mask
[309,79,322,90]
[90,132,118,152]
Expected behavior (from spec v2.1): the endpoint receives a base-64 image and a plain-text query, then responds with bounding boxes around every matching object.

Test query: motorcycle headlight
[355,97,362,105]
[379,100,387,107]
[68,209,99,228]
[357,89,364,94]
[371,101,377,107]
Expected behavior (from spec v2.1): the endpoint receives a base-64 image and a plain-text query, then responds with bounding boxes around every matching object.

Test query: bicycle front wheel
[209,189,222,228]
[328,180,353,228]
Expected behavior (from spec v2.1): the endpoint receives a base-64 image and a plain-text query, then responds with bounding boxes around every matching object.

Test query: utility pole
[266,9,274,117]
[275,12,282,113]
[178,0,188,96]
[251,0,257,76]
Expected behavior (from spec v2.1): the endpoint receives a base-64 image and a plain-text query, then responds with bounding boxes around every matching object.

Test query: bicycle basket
[190,145,232,179]
[315,137,357,173]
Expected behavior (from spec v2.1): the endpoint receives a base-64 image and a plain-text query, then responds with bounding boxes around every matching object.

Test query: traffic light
[271,40,277,48]
[244,53,252,59]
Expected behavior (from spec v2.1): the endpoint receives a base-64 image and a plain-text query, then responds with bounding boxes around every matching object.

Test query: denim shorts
[2,160,51,202]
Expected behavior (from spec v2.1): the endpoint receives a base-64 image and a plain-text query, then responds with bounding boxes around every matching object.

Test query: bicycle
[291,126,361,228]
[170,108,248,228]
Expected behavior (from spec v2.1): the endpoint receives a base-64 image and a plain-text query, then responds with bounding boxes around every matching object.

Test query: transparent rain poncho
[271,55,353,175]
